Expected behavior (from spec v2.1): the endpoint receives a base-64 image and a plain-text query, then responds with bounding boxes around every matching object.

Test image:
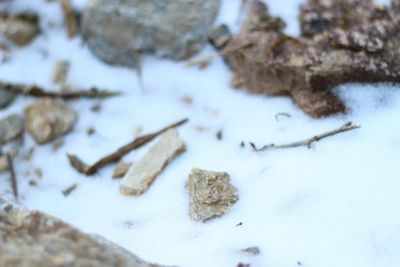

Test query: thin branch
[185,42,252,68]
[6,153,18,200]
[250,122,361,152]
[68,118,189,175]
[60,0,78,38]
[0,81,121,99]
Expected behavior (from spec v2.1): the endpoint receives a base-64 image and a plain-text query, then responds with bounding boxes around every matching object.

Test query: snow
[1,0,400,267]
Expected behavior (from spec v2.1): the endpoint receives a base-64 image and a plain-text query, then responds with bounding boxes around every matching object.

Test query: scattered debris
[250,122,360,152]
[274,112,291,122]
[241,246,260,256]
[216,130,223,140]
[237,263,251,267]
[62,183,78,196]
[215,0,400,117]
[81,0,220,67]
[87,126,95,136]
[120,128,185,196]
[186,168,239,222]
[91,103,102,112]
[240,141,245,148]
[52,60,70,85]
[25,98,78,144]
[0,89,16,109]
[0,114,24,144]
[52,139,65,151]
[33,167,43,179]
[60,0,78,38]
[113,161,132,179]
[236,222,243,226]
[0,155,8,174]
[5,153,18,200]
[68,118,188,175]
[0,196,168,267]
[209,24,232,50]
[0,12,40,46]
[0,81,120,99]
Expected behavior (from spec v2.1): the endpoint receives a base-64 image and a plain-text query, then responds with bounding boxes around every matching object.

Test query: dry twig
[62,183,78,196]
[6,152,18,200]
[250,122,360,152]
[68,118,189,175]
[60,0,78,38]
[0,81,120,99]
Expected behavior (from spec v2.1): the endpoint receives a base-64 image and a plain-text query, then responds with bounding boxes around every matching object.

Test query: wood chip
[52,60,70,85]
[120,128,185,196]
[113,161,132,179]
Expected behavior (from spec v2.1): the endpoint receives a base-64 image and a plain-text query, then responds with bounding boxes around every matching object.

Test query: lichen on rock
[186,168,239,222]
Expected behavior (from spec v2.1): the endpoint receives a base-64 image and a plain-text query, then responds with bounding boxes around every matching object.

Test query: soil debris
[186,168,239,222]
[62,183,78,196]
[120,128,185,196]
[25,98,77,144]
[60,0,78,38]
[241,246,260,255]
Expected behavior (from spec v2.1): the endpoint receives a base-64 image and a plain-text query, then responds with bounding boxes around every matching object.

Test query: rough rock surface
[0,195,167,267]
[186,168,239,222]
[0,89,16,108]
[0,114,23,144]
[24,98,77,144]
[82,0,220,67]
[121,128,185,196]
[220,0,400,117]
[0,12,39,46]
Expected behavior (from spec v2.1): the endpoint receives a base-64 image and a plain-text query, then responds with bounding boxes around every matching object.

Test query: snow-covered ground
[1,0,400,266]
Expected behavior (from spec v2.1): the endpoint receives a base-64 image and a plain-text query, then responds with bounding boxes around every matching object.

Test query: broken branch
[250,122,360,152]
[0,81,120,99]
[68,118,189,175]
[6,152,18,200]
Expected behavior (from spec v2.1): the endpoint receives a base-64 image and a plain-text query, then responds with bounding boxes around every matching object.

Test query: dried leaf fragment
[0,12,39,46]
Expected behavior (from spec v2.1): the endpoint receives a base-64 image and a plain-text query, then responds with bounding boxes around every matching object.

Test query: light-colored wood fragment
[52,60,70,85]
[60,0,78,38]
[120,128,185,196]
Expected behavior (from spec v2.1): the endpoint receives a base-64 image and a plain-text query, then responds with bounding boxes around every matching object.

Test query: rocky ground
[1,0,400,267]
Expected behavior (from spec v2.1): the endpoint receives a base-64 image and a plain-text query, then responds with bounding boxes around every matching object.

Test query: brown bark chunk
[0,12,39,46]
[221,0,400,117]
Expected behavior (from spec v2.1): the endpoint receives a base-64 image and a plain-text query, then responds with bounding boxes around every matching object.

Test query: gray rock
[186,168,239,222]
[24,98,77,144]
[0,195,168,267]
[0,114,24,144]
[82,0,220,67]
[0,89,16,109]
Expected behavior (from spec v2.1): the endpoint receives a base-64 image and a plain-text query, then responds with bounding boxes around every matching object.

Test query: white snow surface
[1,0,400,267]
